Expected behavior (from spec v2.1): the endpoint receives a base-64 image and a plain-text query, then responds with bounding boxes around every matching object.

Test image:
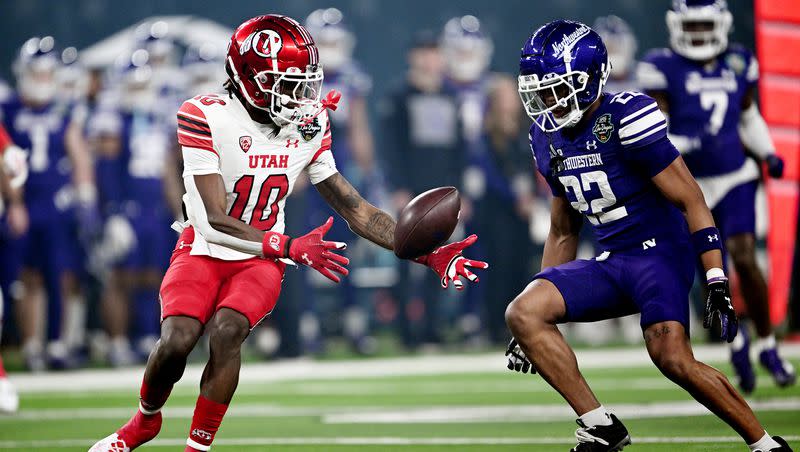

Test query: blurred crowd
[0,9,714,372]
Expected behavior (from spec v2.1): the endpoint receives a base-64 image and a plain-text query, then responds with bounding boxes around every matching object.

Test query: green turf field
[1,349,798,451]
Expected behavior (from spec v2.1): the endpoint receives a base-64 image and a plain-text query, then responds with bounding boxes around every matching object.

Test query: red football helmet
[226,15,323,126]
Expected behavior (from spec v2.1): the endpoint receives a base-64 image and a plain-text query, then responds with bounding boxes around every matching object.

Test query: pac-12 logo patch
[297,117,322,141]
[592,114,614,143]
[239,136,252,153]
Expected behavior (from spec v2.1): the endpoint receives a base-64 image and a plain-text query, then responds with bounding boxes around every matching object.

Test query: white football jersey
[177,93,336,260]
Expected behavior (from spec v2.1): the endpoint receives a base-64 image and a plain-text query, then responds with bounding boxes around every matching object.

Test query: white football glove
[3,145,28,189]
[505,338,536,374]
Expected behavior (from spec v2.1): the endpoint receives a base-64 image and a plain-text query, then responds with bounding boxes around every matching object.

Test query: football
[393,186,461,259]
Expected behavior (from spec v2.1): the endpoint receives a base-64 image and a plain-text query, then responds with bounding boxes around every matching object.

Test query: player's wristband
[691,227,723,256]
[262,231,290,259]
[706,267,727,284]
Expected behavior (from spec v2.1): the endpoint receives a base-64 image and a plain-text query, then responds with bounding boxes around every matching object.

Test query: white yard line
[1,436,799,448]
[9,343,800,394]
[16,375,789,399]
[322,398,800,424]
[4,397,799,423]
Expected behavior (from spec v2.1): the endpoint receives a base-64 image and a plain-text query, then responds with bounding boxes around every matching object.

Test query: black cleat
[759,436,794,452]
[570,414,631,452]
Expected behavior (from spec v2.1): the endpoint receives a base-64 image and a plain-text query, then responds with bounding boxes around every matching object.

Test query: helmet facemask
[518,63,609,133]
[251,65,324,126]
[667,6,732,61]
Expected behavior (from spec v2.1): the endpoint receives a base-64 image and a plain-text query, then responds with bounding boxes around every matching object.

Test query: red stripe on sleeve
[177,100,216,154]
[177,131,217,156]
[178,101,209,125]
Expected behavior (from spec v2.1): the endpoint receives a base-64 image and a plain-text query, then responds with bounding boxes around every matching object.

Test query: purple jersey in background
[638,45,758,178]
[0,95,81,222]
[531,92,687,252]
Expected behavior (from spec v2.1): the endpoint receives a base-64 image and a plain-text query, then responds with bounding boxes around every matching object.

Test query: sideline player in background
[441,14,494,341]
[91,14,486,452]
[380,30,465,348]
[1,37,98,371]
[593,16,638,94]
[504,20,792,451]
[0,122,27,413]
[637,0,795,393]
[303,7,384,354]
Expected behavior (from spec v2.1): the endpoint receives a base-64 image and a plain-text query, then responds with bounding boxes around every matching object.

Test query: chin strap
[302,89,342,125]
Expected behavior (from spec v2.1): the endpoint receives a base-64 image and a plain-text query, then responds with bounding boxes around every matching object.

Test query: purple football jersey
[530,92,688,252]
[639,45,758,178]
[0,95,78,220]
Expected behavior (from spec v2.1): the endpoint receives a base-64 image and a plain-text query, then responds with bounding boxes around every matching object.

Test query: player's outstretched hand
[289,216,349,283]
[414,234,488,290]
[766,155,784,179]
[703,279,738,343]
[505,338,536,374]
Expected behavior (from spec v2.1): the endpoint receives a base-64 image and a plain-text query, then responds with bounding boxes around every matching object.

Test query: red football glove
[415,234,489,290]
[262,216,350,283]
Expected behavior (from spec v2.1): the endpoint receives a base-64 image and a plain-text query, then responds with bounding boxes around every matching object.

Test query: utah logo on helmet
[240,29,282,59]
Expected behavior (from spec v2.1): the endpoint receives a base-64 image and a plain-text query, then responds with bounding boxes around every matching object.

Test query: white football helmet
[14,36,61,105]
[667,0,732,61]
[441,15,493,83]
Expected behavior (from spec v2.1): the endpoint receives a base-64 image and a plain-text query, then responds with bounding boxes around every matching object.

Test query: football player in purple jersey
[1,37,98,371]
[637,0,794,394]
[504,20,792,452]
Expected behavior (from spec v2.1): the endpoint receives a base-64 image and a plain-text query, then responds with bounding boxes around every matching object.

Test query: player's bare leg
[505,279,601,415]
[506,279,631,451]
[727,234,770,336]
[727,233,795,388]
[643,320,764,443]
[16,269,45,371]
[101,270,135,367]
[185,308,249,451]
[90,315,203,451]
[56,271,85,367]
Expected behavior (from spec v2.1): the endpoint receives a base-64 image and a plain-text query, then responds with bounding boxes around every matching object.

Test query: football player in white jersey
[91,14,487,452]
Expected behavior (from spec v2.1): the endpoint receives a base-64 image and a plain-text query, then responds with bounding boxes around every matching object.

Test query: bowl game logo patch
[592,114,614,143]
[298,117,322,141]
[725,53,746,75]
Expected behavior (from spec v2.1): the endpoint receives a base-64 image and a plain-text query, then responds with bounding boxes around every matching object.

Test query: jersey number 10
[229,174,290,230]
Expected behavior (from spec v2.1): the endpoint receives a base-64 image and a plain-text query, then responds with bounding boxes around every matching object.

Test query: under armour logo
[708,234,719,242]
[586,140,597,150]
[642,238,657,250]
[301,253,313,265]
[191,429,212,441]
[178,241,193,249]
[286,139,299,148]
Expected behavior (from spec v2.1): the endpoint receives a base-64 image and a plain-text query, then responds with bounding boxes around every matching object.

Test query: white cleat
[89,433,130,452]
[0,377,19,413]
